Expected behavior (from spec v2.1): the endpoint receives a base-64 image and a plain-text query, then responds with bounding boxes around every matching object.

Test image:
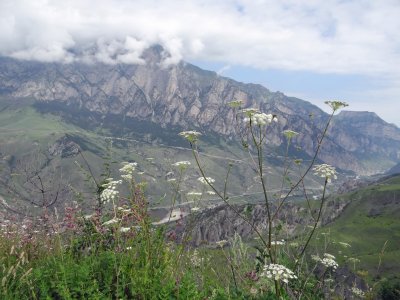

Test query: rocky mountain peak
[140,45,165,65]
[337,110,385,123]
[1,55,400,175]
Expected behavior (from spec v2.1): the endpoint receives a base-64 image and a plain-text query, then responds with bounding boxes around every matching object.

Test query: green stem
[272,111,335,222]
[191,144,268,248]
[296,179,328,266]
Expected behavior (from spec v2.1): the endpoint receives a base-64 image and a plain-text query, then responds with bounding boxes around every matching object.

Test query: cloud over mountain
[0,0,399,78]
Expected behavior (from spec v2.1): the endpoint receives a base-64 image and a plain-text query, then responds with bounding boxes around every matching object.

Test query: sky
[0,0,399,126]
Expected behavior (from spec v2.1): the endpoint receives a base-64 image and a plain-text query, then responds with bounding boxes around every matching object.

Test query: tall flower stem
[272,111,335,222]
[296,178,328,266]
[191,145,269,248]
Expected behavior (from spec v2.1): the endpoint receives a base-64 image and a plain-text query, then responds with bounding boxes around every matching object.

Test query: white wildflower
[311,254,321,262]
[117,206,131,213]
[321,253,338,270]
[120,227,131,233]
[351,287,365,298]
[191,249,203,267]
[325,100,348,111]
[83,214,93,220]
[242,108,260,117]
[102,218,119,226]
[283,129,299,140]
[261,264,297,283]
[243,111,278,126]
[216,240,228,248]
[313,164,337,182]
[172,161,191,167]
[324,253,336,260]
[121,174,132,181]
[119,162,137,181]
[179,131,202,143]
[206,190,216,195]
[271,240,285,246]
[187,192,202,197]
[198,177,215,184]
[100,179,122,203]
[338,242,351,248]
[119,162,137,174]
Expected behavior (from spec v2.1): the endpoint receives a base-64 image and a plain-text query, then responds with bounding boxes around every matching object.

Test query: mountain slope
[0,47,400,174]
[320,174,400,279]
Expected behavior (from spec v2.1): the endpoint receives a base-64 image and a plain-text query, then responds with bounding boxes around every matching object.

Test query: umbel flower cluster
[312,253,339,270]
[261,264,297,283]
[321,253,339,269]
[119,162,137,181]
[178,131,202,143]
[313,164,337,183]
[172,161,191,167]
[100,179,122,203]
[351,287,365,298]
[242,109,278,126]
[198,177,215,184]
[325,100,349,111]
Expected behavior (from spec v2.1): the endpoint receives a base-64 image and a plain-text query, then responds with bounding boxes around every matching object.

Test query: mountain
[387,162,400,175]
[1,46,399,176]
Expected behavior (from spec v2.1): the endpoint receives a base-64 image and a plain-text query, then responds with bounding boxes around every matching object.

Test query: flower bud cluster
[227,100,243,108]
[283,129,299,140]
[325,100,348,111]
[243,111,278,126]
[261,264,297,283]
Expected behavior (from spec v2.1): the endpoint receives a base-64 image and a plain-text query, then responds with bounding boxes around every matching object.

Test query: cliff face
[1,46,399,174]
[173,197,347,247]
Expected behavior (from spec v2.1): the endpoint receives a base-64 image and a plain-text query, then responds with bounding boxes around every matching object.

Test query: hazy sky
[1,0,399,126]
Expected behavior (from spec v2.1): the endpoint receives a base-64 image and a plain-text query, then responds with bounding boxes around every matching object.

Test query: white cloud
[217,65,231,76]
[0,0,398,76]
[0,0,398,125]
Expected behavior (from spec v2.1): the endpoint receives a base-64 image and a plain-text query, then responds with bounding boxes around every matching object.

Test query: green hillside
[318,175,400,281]
[0,98,326,217]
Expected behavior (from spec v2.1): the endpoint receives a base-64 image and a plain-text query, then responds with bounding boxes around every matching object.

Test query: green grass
[314,175,400,280]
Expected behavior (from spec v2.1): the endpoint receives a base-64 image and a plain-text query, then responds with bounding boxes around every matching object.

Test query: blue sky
[0,0,399,126]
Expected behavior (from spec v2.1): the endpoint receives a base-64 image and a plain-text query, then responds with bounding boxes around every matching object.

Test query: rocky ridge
[1,46,400,174]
